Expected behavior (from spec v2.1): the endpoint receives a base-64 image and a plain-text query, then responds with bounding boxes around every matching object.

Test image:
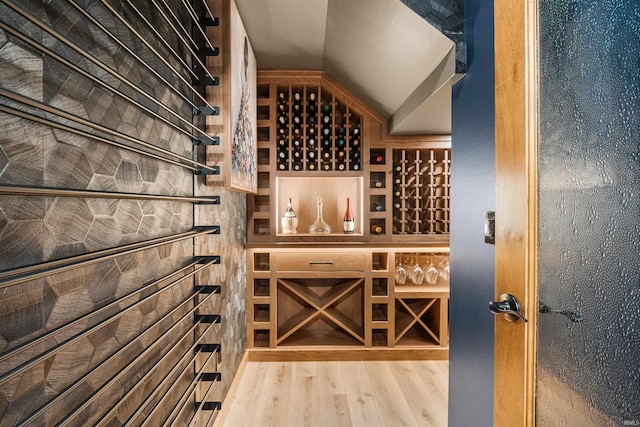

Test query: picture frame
[228,0,257,193]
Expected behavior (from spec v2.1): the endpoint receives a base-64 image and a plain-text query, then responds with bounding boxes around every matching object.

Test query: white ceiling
[235,0,457,134]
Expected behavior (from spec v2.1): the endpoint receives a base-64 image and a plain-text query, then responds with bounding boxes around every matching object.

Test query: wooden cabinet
[247,247,449,361]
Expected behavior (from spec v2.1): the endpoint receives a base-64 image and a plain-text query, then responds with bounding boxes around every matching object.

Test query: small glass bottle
[281,198,298,234]
[309,197,331,234]
[343,197,355,234]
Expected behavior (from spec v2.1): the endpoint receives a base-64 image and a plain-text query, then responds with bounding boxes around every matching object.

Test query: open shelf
[372,278,388,296]
[253,278,269,297]
[372,329,388,347]
[275,176,364,236]
[254,330,270,348]
[253,253,270,271]
[372,303,388,322]
[254,304,270,323]
[372,252,388,271]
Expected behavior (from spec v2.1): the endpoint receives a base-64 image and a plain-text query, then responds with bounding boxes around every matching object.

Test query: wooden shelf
[246,246,449,359]
[394,284,449,298]
[277,325,364,347]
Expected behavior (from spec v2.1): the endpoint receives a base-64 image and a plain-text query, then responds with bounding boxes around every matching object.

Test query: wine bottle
[309,92,316,102]
[343,197,355,234]
[281,198,298,234]
[294,92,301,102]
[371,224,383,235]
[337,163,345,170]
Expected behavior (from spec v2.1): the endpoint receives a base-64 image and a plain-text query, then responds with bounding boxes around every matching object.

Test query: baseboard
[246,347,449,362]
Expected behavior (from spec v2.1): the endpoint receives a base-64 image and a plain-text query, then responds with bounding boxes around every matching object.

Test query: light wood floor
[216,360,448,427]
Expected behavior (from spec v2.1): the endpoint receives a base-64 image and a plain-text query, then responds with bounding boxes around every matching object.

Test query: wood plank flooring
[216,360,448,427]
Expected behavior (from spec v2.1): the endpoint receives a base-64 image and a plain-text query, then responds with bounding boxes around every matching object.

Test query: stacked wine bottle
[274,86,362,172]
[276,91,288,171]
[307,92,318,170]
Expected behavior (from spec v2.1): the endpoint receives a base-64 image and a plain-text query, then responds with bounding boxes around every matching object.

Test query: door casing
[494,0,538,425]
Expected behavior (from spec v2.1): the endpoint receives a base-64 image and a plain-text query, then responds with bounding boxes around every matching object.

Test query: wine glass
[425,256,439,285]
[395,255,407,285]
[439,256,450,281]
[411,254,424,284]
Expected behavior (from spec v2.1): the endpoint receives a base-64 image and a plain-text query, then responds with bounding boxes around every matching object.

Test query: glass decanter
[308,197,331,234]
[281,198,298,234]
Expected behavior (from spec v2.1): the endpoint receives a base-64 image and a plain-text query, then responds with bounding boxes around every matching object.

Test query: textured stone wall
[0,0,246,425]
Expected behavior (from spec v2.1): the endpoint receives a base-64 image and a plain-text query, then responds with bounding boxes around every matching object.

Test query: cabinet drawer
[275,252,366,272]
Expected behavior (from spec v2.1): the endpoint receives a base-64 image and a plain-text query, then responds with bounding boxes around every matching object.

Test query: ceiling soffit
[235,0,458,134]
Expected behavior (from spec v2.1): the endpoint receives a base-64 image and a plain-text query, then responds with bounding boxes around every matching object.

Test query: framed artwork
[228,0,257,193]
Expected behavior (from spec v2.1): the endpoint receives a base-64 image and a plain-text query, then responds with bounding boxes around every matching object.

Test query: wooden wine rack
[274,86,362,172]
[250,71,451,243]
[392,148,451,235]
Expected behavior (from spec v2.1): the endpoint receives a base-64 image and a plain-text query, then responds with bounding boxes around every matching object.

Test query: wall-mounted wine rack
[250,70,451,244]
[274,86,362,172]
[392,148,451,235]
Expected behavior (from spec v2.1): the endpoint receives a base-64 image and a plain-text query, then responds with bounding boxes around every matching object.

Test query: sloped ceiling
[235,0,457,134]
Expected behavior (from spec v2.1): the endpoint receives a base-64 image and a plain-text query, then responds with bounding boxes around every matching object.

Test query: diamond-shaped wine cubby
[277,277,364,346]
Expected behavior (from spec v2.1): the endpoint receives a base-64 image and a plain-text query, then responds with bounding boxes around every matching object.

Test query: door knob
[489,293,528,323]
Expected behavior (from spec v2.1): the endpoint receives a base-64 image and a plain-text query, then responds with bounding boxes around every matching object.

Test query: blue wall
[448,0,495,425]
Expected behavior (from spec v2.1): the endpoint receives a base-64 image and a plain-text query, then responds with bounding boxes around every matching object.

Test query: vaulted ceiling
[235,0,460,134]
